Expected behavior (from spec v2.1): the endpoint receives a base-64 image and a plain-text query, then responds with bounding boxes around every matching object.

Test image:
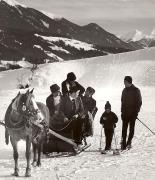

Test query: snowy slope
[0,0,26,7]
[0,0,20,6]
[0,48,155,179]
[37,35,96,51]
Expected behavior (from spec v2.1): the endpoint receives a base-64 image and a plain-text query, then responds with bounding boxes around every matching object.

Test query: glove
[73,114,79,119]
[64,117,69,122]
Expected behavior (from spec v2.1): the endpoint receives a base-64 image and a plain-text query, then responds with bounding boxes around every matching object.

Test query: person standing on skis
[121,76,142,150]
[100,101,118,152]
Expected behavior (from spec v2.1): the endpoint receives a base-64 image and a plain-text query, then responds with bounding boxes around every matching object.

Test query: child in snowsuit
[100,101,118,151]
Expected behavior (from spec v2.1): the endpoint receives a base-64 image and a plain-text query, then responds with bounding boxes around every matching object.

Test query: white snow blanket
[0,48,155,179]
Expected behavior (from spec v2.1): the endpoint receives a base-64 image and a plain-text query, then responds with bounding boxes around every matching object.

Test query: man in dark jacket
[61,72,85,97]
[59,86,85,146]
[121,76,142,150]
[100,101,118,151]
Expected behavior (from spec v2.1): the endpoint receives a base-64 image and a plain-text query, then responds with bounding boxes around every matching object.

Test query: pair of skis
[100,146,132,155]
[100,149,120,155]
[46,143,91,158]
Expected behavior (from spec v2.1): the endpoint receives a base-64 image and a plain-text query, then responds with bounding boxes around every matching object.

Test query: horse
[4,89,50,177]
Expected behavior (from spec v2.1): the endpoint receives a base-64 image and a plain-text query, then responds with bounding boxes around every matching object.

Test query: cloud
[151,28,155,38]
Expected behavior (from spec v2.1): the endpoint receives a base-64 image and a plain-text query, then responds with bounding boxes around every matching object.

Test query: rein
[50,118,74,132]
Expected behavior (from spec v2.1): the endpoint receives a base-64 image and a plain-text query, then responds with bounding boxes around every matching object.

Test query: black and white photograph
[0,0,155,179]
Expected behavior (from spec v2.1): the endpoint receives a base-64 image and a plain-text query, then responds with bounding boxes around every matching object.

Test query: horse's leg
[10,137,19,177]
[32,142,37,167]
[25,135,31,177]
[37,142,42,167]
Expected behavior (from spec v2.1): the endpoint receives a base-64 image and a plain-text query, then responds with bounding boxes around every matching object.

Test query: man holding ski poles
[121,76,142,150]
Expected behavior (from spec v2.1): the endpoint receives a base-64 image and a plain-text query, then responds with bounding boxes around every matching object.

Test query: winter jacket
[46,94,62,117]
[81,96,96,114]
[121,84,142,117]
[59,96,84,120]
[100,111,118,129]
[61,80,85,97]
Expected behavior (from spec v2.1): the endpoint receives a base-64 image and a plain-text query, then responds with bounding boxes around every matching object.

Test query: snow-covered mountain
[120,29,155,48]
[138,29,155,48]
[0,48,155,179]
[0,0,24,7]
[120,30,146,42]
[0,0,137,65]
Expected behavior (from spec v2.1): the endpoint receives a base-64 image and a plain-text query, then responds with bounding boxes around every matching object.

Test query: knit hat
[50,84,60,93]
[67,72,76,81]
[105,101,111,109]
[124,76,132,84]
[86,87,95,95]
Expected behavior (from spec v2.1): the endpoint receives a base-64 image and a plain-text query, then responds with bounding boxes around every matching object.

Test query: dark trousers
[83,115,93,137]
[121,116,136,147]
[104,128,114,150]
[72,118,84,145]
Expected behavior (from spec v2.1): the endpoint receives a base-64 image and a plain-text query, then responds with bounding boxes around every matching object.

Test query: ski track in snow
[0,48,155,179]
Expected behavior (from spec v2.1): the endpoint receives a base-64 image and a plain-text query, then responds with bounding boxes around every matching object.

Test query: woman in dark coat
[61,72,85,97]
[81,87,97,138]
[46,84,62,129]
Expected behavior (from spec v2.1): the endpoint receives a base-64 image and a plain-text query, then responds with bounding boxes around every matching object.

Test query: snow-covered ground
[0,48,155,179]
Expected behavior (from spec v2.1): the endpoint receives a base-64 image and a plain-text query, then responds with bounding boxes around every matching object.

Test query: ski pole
[137,117,155,135]
[99,127,103,150]
[113,128,120,155]
[113,129,118,150]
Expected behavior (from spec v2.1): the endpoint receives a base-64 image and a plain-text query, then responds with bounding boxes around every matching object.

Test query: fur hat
[124,76,132,84]
[105,101,111,109]
[50,84,60,93]
[86,87,95,95]
[67,72,76,81]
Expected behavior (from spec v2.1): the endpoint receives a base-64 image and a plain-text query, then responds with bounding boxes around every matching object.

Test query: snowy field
[0,48,155,179]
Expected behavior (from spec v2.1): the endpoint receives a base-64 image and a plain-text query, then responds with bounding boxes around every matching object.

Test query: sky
[17,0,155,35]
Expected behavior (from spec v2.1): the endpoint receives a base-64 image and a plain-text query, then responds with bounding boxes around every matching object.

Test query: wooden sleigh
[42,107,98,156]
[0,119,90,156]
[42,116,92,156]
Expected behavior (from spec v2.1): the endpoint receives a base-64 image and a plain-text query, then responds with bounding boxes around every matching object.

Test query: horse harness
[7,94,49,143]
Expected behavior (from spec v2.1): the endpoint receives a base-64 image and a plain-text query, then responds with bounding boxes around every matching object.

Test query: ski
[100,149,120,155]
[76,143,91,155]
[45,151,76,158]
[45,143,91,158]
[118,146,132,154]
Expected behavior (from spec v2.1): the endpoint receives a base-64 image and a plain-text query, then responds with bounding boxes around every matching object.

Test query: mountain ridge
[0,0,142,65]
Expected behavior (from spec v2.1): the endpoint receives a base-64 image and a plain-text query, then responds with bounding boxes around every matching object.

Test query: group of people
[100,76,142,152]
[46,72,97,149]
[45,72,142,152]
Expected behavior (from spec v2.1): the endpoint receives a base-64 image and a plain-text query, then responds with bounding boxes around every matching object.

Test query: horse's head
[14,89,38,117]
